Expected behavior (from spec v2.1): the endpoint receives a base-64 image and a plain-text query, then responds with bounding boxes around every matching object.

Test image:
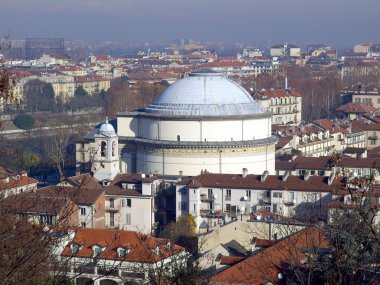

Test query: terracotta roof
[276,156,380,171]
[178,173,338,192]
[220,255,246,265]
[0,167,38,191]
[367,146,380,158]
[65,173,101,189]
[254,238,276,248]
[211,227,329,284]
[336,103,377,114]
[253,89,302,99]
[62,228,184,263]
[74,74,108,83]
[1,192,73,214]
[36,186,104,206]
[202,61,246,68]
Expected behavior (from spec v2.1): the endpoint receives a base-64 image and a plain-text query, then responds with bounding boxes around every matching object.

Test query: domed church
[78,70,277,179]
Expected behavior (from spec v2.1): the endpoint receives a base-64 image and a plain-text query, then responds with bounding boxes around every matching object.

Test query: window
[80,207,86,216]
[126,213,131,225]
[110,213,114,227]
[177,135,180,141]
[112,141,116,156]
[226,189,231,197]
[126,198,131,207]
[208,188,213,198]
[272,203,278,213]
[81,222,86,228]
[101,141,107,157]
[246,190,251,199]
[193,204,196,212]
[181,188,186,195]
[226,204,231,212]
[109,198,114,208]
[181,202,186,211]
[273,192,282,198]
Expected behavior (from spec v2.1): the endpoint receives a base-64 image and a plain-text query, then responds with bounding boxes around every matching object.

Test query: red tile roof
[220,255,246,265]
[62,228,184,263]
[336,103,377,114]
[0,167,38,191]
[178,173,338,192]
[211,227,329,285]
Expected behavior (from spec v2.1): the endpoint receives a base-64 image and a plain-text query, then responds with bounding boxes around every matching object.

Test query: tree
[13,113,35,130]
[74,85,88,97]
[24,80,55,112]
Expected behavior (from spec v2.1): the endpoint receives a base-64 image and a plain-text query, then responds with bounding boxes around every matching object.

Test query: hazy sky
[0,0,379,47]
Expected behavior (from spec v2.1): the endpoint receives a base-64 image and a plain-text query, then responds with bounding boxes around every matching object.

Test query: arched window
[112,141,116,156]
[101,141,107,157]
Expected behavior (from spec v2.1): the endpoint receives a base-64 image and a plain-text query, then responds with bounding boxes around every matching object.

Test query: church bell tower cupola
[93,117,120,181]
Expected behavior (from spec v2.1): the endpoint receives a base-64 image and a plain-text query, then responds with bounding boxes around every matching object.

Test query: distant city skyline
[0,0,379,48]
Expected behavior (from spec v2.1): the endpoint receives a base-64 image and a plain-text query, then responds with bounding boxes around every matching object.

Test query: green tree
[24,80,55,112]
[74,85,88,97]
[13,113,35,129]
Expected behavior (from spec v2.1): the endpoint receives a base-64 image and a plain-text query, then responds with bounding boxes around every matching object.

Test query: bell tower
[93,118,120,181]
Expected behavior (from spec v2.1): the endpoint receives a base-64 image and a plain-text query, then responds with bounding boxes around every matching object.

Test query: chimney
[242,168,248,178]
[261,170,269,182]
[282,171,290,181]
[304,170,310,181]
[285,76,288,90]
[179,170,183,177]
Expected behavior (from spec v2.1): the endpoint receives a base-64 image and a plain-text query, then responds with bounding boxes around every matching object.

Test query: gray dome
[143,71,265,116]
[98,118,116,136]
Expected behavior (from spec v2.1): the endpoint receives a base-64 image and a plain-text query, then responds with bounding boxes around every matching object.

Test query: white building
[116,70,277,176]
[176,171,335,231]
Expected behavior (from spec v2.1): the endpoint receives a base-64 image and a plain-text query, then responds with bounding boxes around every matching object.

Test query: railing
[368,136,378,140]
[200,194,215,202]
[283,199,295,207]
[105,203,121,212]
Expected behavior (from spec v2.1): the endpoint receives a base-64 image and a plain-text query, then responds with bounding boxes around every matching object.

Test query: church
[76,70,276,181]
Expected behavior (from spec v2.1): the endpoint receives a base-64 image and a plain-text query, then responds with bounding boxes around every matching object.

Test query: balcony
[106,204,121,212]
[258,197,271,204]
[283,199,295,207]
[200,209,223,217]
[368,136,378,141]
[200,194,215,202]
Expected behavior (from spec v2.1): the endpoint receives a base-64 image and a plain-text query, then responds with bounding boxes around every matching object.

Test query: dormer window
[117,247,129,258]
[70,243,80,254]
[92,245,104,257]
[152,246,160,255]
[166,242,171,249]
[102,180,111,187]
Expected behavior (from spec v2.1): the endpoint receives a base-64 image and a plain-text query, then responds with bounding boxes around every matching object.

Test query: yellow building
[74,74,110,95]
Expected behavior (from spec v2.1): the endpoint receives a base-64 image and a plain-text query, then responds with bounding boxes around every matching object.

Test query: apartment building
[74,74,110,95]
[57,228,187,285]
[0,167,38,198]
[176,171,336,231]
[253,88,302,125]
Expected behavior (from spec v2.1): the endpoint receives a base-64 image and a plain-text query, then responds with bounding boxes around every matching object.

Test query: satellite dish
[278,273,283,279]
[141,173,146,178]
[256,214,261,220]
[243,195,248,201]
[241,206,245,212]
[293,199,297,204]
[213,194,218,199]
